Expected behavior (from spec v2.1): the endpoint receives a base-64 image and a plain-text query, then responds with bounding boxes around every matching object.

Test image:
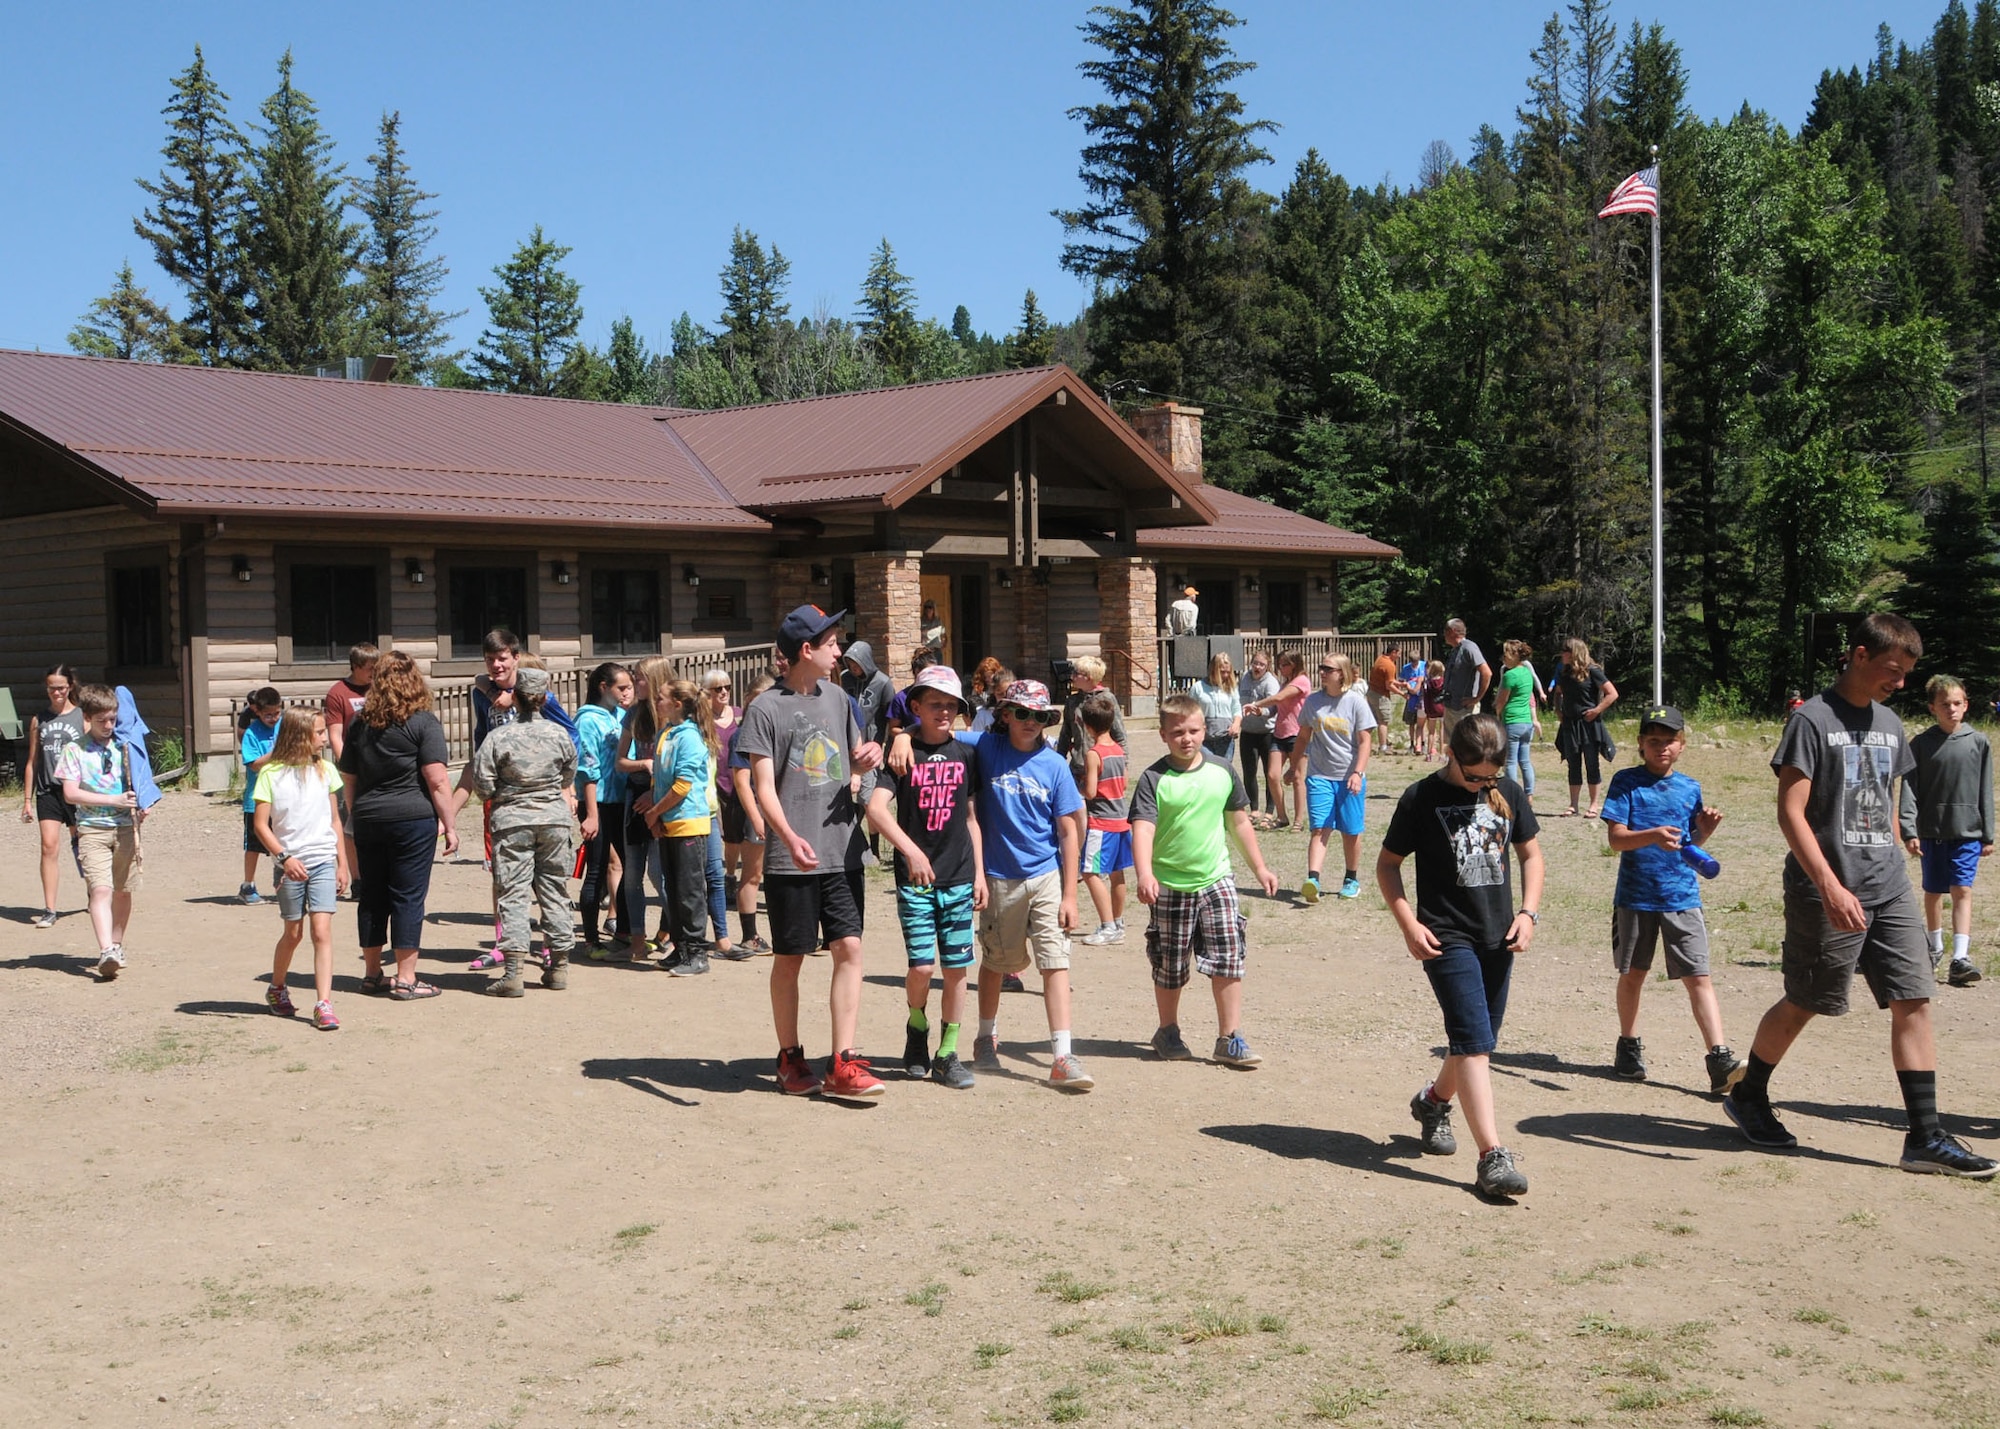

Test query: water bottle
[1679,843,1720,879]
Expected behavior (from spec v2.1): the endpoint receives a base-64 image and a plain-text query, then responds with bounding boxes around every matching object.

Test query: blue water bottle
[1680,843,1720,879]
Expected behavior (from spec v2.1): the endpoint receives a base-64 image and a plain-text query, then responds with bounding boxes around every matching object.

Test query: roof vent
[311,355,399,381]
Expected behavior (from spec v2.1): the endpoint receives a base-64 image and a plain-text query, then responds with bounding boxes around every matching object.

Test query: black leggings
[1240,730,1275,810]
[1564,728,1603,787]
[579,799,623,942]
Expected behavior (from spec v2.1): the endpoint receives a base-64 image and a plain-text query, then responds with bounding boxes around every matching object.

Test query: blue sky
[0,1,1954,360]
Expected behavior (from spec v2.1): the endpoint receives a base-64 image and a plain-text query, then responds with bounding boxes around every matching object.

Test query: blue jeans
[706,819,729,943]
[1422,942,1515,1056]
[1203,733,1236,764]
[1504,723,1535,795]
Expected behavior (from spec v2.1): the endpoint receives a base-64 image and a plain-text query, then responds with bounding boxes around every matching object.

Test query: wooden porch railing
[1155,633,1438,697]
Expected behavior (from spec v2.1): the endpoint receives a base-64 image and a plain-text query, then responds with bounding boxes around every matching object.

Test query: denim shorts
[1422,941,1515,1056]
[896,881,976,968]
[276,860,339,920]
[1306,774,1366,835]
[1920,838,1984,894]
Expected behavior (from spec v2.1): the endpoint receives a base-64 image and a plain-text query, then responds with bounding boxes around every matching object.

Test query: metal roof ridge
[647,414,741,507]
[660,364,1061,421]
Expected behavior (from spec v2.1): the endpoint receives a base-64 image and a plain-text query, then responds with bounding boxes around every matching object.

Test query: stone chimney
[1130,402,1204,483]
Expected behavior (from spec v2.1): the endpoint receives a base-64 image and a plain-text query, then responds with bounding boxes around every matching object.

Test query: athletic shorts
[719,795,752,845]
[76,825,140,894]
[896,881,976,969]
[978,870,1070,974]
[34,788,73,825]
[765,870,864,955]
[1082,827,1134,876]
[1781,882,1933,1015]
[1145,878,1246,987]
[242,811,262,853]
[1920,838,1983,894]
[1611,906,1710,979]
[275,859,339,921]
[1306,774,1366,835]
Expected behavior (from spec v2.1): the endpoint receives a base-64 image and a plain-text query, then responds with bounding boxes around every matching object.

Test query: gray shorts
[276,860,339,921]
[1611,906,1710,979]
[1782,882,1934,1016]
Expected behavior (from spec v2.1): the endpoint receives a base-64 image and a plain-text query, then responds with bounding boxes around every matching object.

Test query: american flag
[1599,166,1660,218]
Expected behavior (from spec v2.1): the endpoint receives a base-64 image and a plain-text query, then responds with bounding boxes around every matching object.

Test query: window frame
[432,548,540,667]
[578,553,673,658]
[689,576,751,635]
[104,544,174,673]
[274,544,391,672]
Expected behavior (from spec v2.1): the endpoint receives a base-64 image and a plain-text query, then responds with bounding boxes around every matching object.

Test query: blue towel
[113,685,163,811]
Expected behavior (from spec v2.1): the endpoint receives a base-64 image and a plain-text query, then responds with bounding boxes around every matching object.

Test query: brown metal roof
[0,350,767,532]
[1136,486,1400,560]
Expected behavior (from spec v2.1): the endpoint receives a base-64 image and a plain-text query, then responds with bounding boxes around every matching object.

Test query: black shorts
[719,794,749,845]
[34,788,73,825]
[243,810,262,853]
[766,870,865,955]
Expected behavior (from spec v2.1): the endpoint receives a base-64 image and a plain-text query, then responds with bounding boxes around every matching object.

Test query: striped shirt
[1086,738,1129,832]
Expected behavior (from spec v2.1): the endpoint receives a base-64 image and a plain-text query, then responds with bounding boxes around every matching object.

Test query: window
[110,562,168,667]
[691,578,750,633]
[450,566,528,652]
[289,563,378,664]
[591,568,661,654]
[1265,579,1304,637]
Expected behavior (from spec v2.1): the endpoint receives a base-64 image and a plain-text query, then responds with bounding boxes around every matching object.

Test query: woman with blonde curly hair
[336,652,460,999]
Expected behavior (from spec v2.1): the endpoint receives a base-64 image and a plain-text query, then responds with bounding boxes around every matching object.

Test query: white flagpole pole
[1649,144,1665,708]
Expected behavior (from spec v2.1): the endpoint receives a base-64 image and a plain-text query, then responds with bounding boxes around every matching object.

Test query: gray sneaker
[1150,1024,1194,1060]
[973,1033,1002,1071]
[1049,1054,1094,1091]
[30,908,57,930]
[930,1052,976,1089]
[1213,1032,1262,1067]
[1931,938,1950,973]
[1081,923,1124,946]
[1410,1088,1457,1155]
[1475,1145,1528,1197]
[95,945,125,981]
[1614,1035,1647,1080]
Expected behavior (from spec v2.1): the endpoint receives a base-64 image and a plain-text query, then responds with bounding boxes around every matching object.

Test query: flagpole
[1649,143,1664,708]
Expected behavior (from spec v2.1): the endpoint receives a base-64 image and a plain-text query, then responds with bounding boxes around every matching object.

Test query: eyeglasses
[1462,768,1502,785]
[1318,666,1338,674]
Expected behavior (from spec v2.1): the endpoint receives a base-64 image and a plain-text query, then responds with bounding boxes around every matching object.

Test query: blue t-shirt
[1600,766,1704,911]
[239,718,279,812]
[968,730,1084,880]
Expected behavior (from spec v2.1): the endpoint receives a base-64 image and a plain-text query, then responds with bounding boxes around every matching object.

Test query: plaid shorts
[1145,878,1247,987]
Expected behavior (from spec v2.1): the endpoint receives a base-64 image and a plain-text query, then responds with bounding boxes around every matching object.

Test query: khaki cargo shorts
[977,870,1070,974]
[77,825,141,893]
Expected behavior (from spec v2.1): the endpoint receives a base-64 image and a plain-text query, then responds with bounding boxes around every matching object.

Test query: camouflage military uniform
[466,715,578,957]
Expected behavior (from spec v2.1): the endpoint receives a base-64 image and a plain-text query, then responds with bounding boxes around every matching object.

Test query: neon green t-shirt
[1127,752,1250,891]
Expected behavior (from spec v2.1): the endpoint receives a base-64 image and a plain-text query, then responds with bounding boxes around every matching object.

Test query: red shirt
[323,677,369,744]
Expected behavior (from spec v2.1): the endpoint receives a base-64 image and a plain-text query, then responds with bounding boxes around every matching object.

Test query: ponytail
[1448,713,1512,817]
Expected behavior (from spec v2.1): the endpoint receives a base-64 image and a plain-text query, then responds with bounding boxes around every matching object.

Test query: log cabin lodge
[0,350,1405,783]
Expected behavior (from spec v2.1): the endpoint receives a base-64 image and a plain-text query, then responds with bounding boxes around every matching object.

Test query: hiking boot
[1410,1087,1458,1156]
[669,951,711,977]
[1049,1054,1095,1091]
[30,908,56,930]
[930,1052,975,1089]
[1338,873,1362,900]
[1948,958,1983,987]
[903,1023,931,1078]
[973,1033,1002,1070]
[1150,1024,1194,1061]
[541,948,570,990]
[1082,923,1124,946]
[485,951,526,997]
[1476,1146,1529,1197]
[1298,874,1321,905]
[1705,1046,1747,1096]
[1723,1088,1797,1148]
[265,986,297,1018]
[1614,1035,1647,1080]
[95,945,124,981]
[1899,1130,2000,1179]
[823,1050,885,1101]
[776,1046,821,1096]
[1213,1032,1262,1067]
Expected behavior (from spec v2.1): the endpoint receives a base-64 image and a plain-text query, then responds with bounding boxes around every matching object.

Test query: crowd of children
[21,606,2000,1197]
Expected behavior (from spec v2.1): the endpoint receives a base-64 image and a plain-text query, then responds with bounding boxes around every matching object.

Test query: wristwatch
[1519,909,1539,925]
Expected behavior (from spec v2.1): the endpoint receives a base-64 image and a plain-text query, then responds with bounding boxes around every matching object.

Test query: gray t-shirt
[465,717,576,833]
[1299,688,1377,780]
[1771,688,1914,906]
[734,679,863,876]
[1442,638,1486,707]
[1239,671,1280,734]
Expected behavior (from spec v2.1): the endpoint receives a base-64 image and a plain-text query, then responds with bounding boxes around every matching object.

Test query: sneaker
[713,942,756,962]
[265,986,297,1018]
[1082,923,1124,946]
[1705,1047,1748,1096]
[1214,1032,1262,1067]
[1614,1035,1647,1080]
[1049,1054,1095,1092]
[860,847,880,869]
[1299,874,1321,905]
[1723,1089,1798,1148]
[903,1023,931,1078]
[1931,938,1950,973]
[1338,873,1362,900]
[1899,1129,2000,1179]
[238,882,263,906]
[1410,1088,1457,1156]
[739,935,772,957]
[1475,1146,1529,1197]
[312,1000,340,1032]
[1001,973,1025,993]
[823,1050,885,1101]
[95,945,124,981]
[668,952,711,977]
[658,945,684,971]
[930,1052,976,1089]
[973,1033,1002,1071]
[1150,1024,1194,1061]
[1948,958,1983,987]
[30,908,56,930]
[775,1046,821,1097]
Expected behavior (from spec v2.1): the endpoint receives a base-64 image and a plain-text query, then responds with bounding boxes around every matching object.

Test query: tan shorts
[76,825,141,893]
[978,871,1071,974]
[1370,691,1397,732]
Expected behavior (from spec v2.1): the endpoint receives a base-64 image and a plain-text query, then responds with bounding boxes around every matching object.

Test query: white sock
[1051,1029,1072,1058]
[1928,927,1946,953]
[1954,934,1971,961]
[978,1018,997,1039]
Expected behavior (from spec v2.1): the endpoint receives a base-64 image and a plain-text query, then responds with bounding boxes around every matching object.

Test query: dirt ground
[3,720,1998,1429]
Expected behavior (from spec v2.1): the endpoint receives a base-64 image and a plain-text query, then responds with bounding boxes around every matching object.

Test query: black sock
[1740,1053,1776,1099]
[1344,866,1357,880]
[739,909,759,940]
[1897,1068,1940,1139]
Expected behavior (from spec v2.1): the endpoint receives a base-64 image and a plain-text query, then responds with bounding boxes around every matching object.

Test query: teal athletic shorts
[896,881,977,969]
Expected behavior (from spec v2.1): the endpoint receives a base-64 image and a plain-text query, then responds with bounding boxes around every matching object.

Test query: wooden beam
[1025,419,1040,569]
[921,534,1131,559]
[1009,421,1026,567]
[922,480,1127,510]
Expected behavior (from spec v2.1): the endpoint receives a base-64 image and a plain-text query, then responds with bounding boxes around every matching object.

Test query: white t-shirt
[252,759,345,863]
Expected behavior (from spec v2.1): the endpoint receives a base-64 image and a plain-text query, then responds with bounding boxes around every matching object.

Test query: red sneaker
[775,1046,822,1097]
[822,1049,885,1101]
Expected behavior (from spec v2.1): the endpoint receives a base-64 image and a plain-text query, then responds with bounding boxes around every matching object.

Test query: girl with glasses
[21,664,84,929]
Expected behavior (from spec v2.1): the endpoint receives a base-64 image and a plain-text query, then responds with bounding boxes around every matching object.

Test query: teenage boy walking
[737,606,886,1100]
[1899,675,1993,989]
[60,684,143,981]
[1723,614,1997,1177]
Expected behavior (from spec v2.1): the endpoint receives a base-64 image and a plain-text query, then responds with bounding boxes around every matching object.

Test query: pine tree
[238,51,360,370]
[605,316,655,403]
[856,238,919,379]
[351,111,461,379]
[132,46,251,365]
[470,226,585,395]
[1004,290,1054,367]
[67,262,186,362]
[950,305,975,343]
[718,227,791,395]
[1896,479,2000,688]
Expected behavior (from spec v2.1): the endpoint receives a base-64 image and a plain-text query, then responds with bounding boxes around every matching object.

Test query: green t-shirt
[1500,664,1536,725]
[1127,752,1250,892]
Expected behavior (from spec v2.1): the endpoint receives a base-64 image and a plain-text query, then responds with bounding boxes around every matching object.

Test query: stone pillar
[1128,402,1205,481]
[1097,557,1159,718]
[1015,574,1050,683]
[771,561,814,632]
[854,551,924,686]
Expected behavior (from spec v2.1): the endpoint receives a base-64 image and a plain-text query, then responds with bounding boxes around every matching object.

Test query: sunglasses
[708,684,731,693]
[1318,666,1338,675]
[1462,767,1502,785]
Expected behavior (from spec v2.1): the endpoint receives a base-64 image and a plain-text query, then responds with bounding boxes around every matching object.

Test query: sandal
[359,971,389,995]
[388,978,441,1000]
[467,949,506,971]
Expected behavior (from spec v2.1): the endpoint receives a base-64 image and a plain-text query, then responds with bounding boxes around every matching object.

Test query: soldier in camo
[462,666,579,996]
